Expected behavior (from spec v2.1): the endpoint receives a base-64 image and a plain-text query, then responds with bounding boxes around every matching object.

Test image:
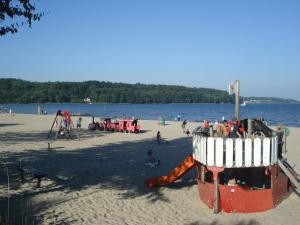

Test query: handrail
[193,134,279,168]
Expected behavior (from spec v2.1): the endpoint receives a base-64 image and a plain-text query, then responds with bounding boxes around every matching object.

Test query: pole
[200,165,205,183]
[284,131,287,156]
[235,80,240,120]
[71,119,80,141]
[247,119,252,138]
[207,167,224,214]
[37,104,41,115]
[214,178,219,214]
[47,114,58,139]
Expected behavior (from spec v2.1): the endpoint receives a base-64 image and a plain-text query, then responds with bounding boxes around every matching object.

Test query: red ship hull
[196,162,291,213]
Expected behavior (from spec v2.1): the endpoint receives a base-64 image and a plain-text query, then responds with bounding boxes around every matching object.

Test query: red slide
[145,155,195,188]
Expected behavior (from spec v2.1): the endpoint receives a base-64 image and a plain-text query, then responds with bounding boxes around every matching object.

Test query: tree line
[0,78,234,104]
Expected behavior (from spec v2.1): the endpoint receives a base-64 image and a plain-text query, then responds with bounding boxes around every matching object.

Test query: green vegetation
[0,78,233,104]
[1,78,297,104]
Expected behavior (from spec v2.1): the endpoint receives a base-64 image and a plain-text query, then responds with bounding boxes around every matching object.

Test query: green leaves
[0,78,233,104]
[0,0,44,36]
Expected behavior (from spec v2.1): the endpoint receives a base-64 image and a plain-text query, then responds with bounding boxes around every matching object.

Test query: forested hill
[0,78,233,104]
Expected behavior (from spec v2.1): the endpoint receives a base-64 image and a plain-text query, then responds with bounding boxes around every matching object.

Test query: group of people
[214,119,245,138]
[54,110,82,139]
[54,110,72,139]
[196,118,245,138]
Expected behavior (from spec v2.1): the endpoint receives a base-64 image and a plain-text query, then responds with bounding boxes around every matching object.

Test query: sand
[0,113,299,225]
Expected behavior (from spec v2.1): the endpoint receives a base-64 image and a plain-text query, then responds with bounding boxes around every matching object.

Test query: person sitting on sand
[185,129,190,136]
[88,116,97,131]
[156,131,162,144]
[145,150,160,168]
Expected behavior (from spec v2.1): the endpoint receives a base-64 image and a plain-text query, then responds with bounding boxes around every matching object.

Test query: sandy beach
[0,113,300,225]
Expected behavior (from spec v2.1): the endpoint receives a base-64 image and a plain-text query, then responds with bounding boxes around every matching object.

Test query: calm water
[1,103,300,127]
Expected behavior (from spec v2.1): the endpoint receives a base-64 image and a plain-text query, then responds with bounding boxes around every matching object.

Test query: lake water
[1,103,300,127]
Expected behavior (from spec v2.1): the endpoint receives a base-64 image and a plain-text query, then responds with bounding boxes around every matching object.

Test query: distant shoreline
[1,78,299,104]
[2,102,300,105]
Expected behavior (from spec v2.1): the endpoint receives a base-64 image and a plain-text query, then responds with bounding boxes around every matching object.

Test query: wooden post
[209,126,213,137]
[37,105,41,115]
[235,80,240,120]
[34,174,46,188]
[20,169,24,182]
[37,178,41,188]
[201,165,205,183]
[47,114,58,139]
[214,178,219,214]
[284,131,287,155]
[17,165,25,182]
[247,119,252,138]
[207,167,224,214]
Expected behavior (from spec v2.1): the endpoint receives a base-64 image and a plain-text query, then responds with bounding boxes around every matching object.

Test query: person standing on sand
[156,131,162,144]
[182,120,187,133]
[77,117,82,131]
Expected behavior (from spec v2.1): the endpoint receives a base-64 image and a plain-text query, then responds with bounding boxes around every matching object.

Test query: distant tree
[0,0,44,36]
[0,78,237,104]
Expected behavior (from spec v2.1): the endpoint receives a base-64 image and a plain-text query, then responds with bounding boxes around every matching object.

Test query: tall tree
[0,0,43,36]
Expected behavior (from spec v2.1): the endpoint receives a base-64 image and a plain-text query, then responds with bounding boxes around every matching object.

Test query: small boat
[83,97,92,104]
[241,98,246,107]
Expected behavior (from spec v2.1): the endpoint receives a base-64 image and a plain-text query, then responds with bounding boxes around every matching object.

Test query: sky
[0,0,300,100]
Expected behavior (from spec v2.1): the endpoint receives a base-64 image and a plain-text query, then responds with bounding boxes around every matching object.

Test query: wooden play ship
[145,80,300,213]
[192,119,299,213]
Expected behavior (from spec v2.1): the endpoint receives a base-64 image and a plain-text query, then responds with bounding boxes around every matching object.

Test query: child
[156,131,162,144]
[222,120,230,137]
[182,120,187,133]
[145,150,160,168]
[77,117,82,131]
[186,129,190,136]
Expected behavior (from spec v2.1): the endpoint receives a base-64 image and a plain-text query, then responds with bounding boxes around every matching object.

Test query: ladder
[278,158,300,194]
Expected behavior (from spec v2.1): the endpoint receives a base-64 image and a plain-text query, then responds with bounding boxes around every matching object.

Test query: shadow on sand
[0,123,22,128]
[0,132,195,223]
[0,128,112,143]
[0,130,261,225]
[187,220,261,225]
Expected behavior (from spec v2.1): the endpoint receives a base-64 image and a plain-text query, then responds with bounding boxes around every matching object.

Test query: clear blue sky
[0,0,300,99]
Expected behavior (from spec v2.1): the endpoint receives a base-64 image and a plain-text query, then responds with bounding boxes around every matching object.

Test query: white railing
[192,135,278,168]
